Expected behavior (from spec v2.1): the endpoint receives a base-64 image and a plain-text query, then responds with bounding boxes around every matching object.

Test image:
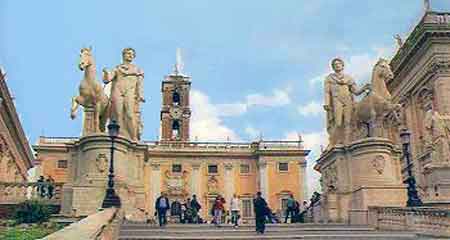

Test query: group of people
[154,191,310,235]
[36,175,56,199]
[155,193,203,227]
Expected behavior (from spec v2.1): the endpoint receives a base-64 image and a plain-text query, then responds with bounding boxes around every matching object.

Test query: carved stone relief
[323,165,338,192]
[207,175,219,194]
[371,155,386,175]
[164,170,189,197]
[95,153,108,173]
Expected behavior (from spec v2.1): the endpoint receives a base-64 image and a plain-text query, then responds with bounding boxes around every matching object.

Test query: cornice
[390,12,450,80]
[0,70,33,169]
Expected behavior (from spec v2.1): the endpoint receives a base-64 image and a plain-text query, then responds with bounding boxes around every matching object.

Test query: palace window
[240,164,250,174]
[57,160,68,169]
[278,162,289,172]
[241,199,253,218]
[172,164,182,173]
[208,164,218,174]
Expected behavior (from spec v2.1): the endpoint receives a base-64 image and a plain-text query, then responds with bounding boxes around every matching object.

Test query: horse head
[371,58,393,100]
[79,47,94,71]
[373,58,394,82]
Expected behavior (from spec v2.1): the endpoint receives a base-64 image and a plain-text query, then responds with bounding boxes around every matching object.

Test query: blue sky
[2,0,450,193]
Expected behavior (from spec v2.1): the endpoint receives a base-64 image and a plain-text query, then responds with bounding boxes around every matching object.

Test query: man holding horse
[103,48,145,140]
[324,58,369,146]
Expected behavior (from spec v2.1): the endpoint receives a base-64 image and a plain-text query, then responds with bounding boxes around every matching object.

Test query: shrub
[13,200,51,224]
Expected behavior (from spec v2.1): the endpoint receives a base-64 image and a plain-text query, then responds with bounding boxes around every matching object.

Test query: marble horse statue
[353,58,401,138]
[70,47,110,133]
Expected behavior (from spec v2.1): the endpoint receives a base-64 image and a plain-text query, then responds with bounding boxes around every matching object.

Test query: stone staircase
[118,223,427,240]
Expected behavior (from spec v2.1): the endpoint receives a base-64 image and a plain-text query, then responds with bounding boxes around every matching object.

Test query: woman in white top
[230,194,240,228]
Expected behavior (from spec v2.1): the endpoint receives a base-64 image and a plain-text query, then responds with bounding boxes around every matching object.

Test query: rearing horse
[353,58,401,138]
[70,47,109,132]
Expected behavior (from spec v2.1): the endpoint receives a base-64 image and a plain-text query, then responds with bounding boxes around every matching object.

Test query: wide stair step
[118,223,422,240]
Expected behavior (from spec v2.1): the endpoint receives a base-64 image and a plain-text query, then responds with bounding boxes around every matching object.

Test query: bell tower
[160,49,191,141]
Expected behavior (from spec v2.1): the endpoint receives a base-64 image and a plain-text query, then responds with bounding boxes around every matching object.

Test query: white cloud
[201,88,292,118]
[215,103,248,117]
[246,88,291,107]
[190,89,240,141]
[244,126,260,140]
[308,73,328,87]
[298,101,323,117]
[284,129,328,197]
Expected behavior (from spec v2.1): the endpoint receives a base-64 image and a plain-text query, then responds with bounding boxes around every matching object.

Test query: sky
[2,0,450,195]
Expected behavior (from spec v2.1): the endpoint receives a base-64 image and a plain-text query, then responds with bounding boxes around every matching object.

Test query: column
[191,163,201,197]
[258,159,268,199]
[224,163,234,208]
[298,161,307,201]
[150,162,161,216]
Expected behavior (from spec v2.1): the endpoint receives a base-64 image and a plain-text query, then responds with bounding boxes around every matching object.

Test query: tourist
[230,194,240,228]
[37,176,46,198]
[284,194,296,223]
[190,194,202,223]
[170,199,182,223]
[299,200,308,223]
[253,191,268,234]
[46,176,55,199]
[212,195,225,227]
[155,192,170,227]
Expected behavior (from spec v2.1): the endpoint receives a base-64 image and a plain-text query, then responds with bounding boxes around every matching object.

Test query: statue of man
[324,58,368,146]
[103,48,145,140]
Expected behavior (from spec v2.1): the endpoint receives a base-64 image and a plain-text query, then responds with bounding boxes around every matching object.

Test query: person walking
[230,194,240,228]
[212,195,225,227]
[155,193,170,227]
[284,194,296,223]
[171,199,182,223]
[190,194,202,223]
[253,192,268,234]
[37,176,45,198]
[46,176,55,199]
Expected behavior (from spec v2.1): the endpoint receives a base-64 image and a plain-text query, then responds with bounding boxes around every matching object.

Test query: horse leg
[368,109,377,137]
[70,96,84,119]
[98,99,109,132]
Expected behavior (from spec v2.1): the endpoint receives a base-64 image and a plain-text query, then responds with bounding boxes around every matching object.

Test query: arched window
[173,91,180,105]
[172,120,180,140]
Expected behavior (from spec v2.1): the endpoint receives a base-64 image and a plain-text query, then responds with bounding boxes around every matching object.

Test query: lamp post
[101,120,122,208]
[400,128,423,207]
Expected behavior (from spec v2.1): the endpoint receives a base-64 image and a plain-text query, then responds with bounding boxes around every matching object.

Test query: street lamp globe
[108,120,120,138]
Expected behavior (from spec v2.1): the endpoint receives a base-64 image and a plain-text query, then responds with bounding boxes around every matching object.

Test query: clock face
[170,107,182,119]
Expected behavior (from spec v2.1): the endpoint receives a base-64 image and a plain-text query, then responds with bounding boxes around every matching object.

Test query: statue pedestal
[315,138,407,224]
[61,134,147,216]
[423,163,450,209]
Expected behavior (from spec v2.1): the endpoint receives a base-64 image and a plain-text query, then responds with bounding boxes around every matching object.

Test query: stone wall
[368,206,450,238]
[42,208,121,240]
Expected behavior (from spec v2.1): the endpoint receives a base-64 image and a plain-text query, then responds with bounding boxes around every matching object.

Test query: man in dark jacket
[253,191,268,234]
[190,195,202,223]
[155,192,170,227]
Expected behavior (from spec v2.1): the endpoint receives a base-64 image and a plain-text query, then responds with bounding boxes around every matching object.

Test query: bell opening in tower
[173,91,180,106]
[172,120,180,140]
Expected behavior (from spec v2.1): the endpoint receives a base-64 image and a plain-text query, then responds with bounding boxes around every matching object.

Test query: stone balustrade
[369,206,450,238]
[38,136,78,144]
[145,140,304,152]
[41,208,122,240]
[38,137,306,152]
[0,181,62,204]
